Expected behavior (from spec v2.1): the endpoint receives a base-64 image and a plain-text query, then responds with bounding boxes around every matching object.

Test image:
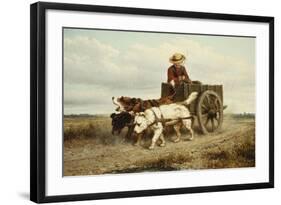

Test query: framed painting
[30,2,274,203]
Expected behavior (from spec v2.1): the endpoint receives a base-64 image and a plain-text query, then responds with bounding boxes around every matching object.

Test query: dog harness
[148,107,193,128]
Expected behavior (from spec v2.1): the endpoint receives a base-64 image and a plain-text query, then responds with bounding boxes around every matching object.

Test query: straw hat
[169,53,186,64]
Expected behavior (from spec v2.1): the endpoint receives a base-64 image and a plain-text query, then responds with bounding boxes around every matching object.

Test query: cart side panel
[161,83,187,102]
[214,85,223,104]
[202,85,208,93]
[203,84,223,102]
[219,85,223,104]
[161,83,223,105]
[161,83,171,98]
[174,84,186,102]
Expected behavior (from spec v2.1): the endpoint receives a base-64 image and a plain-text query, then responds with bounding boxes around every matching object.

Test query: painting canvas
[63,28,255,176]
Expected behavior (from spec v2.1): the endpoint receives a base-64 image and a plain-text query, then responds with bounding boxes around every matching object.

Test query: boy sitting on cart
[167,53,201,91]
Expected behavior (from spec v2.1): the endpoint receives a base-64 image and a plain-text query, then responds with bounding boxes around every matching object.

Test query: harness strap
[150,108,161,126]
[159,110,165,127]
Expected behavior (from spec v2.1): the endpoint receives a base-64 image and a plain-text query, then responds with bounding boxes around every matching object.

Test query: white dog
[133,92,198,149]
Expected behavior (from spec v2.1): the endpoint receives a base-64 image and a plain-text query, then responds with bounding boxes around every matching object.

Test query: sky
[63,28,255,114]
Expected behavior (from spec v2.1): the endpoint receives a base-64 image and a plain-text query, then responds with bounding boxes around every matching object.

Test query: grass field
[63,114,255,176]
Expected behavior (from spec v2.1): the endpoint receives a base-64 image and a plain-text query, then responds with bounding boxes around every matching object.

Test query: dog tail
[183,92,198,105]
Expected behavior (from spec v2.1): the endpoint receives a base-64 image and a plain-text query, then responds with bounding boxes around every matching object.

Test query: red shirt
[167,65,191,84]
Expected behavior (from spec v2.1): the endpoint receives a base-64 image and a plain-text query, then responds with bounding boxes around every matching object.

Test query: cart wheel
[196,90,223,134]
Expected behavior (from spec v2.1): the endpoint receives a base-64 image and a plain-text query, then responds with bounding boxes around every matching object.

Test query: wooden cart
[161,82,224,134]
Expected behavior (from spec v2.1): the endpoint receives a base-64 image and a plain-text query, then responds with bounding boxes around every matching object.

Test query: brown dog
[112,95,174,113]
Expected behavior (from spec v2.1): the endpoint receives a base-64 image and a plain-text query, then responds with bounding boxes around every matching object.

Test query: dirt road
[64,116,255,176]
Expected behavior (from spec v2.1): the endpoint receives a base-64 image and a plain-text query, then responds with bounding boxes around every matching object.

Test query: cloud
[64,33,255,114]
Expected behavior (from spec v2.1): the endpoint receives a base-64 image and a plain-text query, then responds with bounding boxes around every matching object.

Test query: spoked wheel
[196,90,223,134]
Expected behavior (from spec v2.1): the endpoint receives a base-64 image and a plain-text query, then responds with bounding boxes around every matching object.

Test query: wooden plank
[161,83,171,98]
[217,85,221,99]
[214,85,218,94]
[216,85,220,95]
[189,84,195,93]
[214,85,223,103]
[174,83,185,102]
[183,83,189,100]
[220,85,223,104]
[193,84,202,93]
[202,84,208,93]
[200,84,204,93]
[212,85,223,103]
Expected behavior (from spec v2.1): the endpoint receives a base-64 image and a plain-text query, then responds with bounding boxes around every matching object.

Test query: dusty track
[64,116,255,176]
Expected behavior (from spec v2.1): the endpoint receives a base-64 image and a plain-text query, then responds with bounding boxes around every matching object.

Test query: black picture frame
[30,1,274,203]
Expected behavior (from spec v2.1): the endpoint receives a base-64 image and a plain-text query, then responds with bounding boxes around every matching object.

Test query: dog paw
[159,143,166,147]
[173,138,180,143]
[148,145,155,150]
